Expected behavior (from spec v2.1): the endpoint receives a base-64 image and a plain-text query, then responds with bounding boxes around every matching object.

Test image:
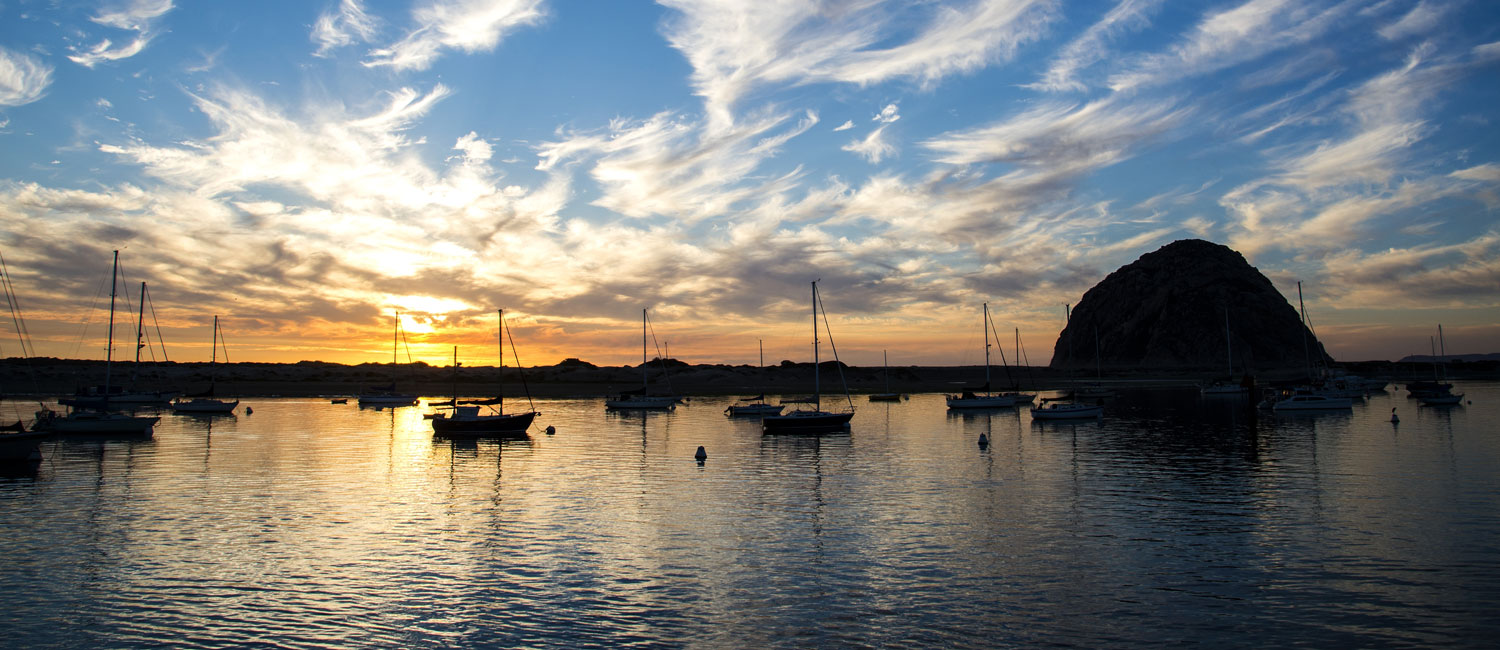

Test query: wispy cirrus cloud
[364,0,547,71]
[660,0,1055,130]
[1106,0,1355,93]
[1028,0,1161,93]
[0,46,54,106]
[1378,0,1453,42]
[537,108,819,222]
[67,0,174,68]
[922,96,1188,171]
[312,0,381,57]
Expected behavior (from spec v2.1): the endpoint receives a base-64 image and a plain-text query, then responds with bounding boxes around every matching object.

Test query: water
[3,382,1498,648]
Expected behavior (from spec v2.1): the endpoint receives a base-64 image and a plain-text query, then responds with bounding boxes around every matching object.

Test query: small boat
[1030,402,1104,420]
[0,421,50,463]
[1416,389,1464,406]
[1269,393,1352,411]
[605,308,679,410]
[763,281,855,433]
[357,314,419,407]
[430,310,540,437]
[171,315,238,415]
[947,303,1029,409]
[726,395,783,416]
[330,398,348,404]
[1200,307,1249,395]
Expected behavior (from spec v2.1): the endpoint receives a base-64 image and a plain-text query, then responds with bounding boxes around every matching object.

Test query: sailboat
[1030,304,1103,420]
[357,313,419,406]
[1414,325,1464,406]
[726,339,783,416]
[171,315,239,414]
[867,350,902,401]
[1200,307,1248,395]
[432,310,540,435]
[35,251,159,435]
[59,280,180,407]
[605,309,678,410]
[947,303,1024,409]
[762,281,855,433]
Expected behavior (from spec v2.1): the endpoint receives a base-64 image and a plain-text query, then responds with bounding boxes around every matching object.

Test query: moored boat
[1029,402,1104,420]
[605,308,680,410]
[430,310,541,437]
[762,281,854,434]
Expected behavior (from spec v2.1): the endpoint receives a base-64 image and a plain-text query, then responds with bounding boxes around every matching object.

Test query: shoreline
[4,357,1493,400]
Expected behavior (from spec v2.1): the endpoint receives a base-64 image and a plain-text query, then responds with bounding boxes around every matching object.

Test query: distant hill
[1398,353,1500,363]
[1052,239,1331,371]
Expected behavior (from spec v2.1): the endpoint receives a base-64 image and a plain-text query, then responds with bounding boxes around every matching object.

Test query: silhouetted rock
[1051,239,1332,371]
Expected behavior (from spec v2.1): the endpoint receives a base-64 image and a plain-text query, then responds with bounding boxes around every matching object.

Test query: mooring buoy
[1390,408,1398,423]
[978,433,989,448]
[245,406,252,415]
[695,445,707,461]
[545,425,556,435]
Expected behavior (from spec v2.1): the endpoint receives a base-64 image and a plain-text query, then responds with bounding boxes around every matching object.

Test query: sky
[0,0,1497,368]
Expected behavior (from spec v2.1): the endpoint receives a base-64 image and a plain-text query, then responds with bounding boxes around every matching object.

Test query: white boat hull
[1030,403,1104,420]
[1271,395,1352,410]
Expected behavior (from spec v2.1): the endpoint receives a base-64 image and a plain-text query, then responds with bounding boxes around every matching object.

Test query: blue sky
[1,0,1497,366]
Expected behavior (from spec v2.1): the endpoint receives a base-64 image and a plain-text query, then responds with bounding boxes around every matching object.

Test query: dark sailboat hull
[431,411,537,436]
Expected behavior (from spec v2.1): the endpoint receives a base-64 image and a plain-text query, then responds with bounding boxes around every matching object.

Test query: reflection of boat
[171,315,238,414]
[37,251,158,436]
[1030,402,1103,420]
[947,303,1026,409]
[605,309,678,410]
[358,313,418,407]
[431,310,540,436]
[763,281,854,433]
[868,350,903,402]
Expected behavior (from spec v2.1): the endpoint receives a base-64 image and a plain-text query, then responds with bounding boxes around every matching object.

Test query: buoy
[545,425,556,435]
[694,445,707,461]
[245,406,252,415]
[978,433,989,448]
[1390,408,1398,423]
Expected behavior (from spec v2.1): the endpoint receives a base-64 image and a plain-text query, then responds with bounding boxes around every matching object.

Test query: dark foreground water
[2,381,1498,648]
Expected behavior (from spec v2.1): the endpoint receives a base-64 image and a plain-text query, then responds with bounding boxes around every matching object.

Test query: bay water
[2,382,1497,648]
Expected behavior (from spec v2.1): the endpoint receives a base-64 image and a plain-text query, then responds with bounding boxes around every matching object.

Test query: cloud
[1378,0,1451,42]
[0,46,54,106]
[313,0,381,57]
[1028,0,1161,92]
[660,0,1055,130]
[67,0,174,68]
[921,96,1187,171]
[537,108,819,222]
[843,124,896,163]
[364,0,547,71]
[873,103,900,123]
[833,120,854,131]
[1106,0,1353,93]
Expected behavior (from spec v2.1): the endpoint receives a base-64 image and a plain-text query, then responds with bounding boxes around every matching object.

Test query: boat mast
[133,281,146,382]
[1438,324,1447,381]
[982,303,991,394]
[641,308,648,390]
[504,307,510,408]
[883,349,890,392]
[1224,306,1232,377]
[209,315,219,388]
[1297,281,1312,378]
[103,250,119,403]
[812,280,820,411]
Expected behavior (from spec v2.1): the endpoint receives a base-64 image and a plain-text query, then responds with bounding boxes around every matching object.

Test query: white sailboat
[762,281,855,433]
[432,311,541,435]
[726,339,783,416]
[37,251,159,435]
[1030,303,1103,420]
[171,315,239,414]
[605,309,678,410]
[947,303,1025,409]
[358,313,419,406]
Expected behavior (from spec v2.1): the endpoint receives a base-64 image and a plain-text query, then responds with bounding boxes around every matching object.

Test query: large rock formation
[1050,239,1331,372]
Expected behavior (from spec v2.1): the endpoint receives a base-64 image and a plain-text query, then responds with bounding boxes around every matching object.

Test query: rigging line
[814,284,855,411]
[645,310,675,395]
[0,251,35,358]
[217,316,230,364]
[398,317,414,364]
[70,268,112,360]
[503,317,538,415]
[986,310,1015,387]
[144,284,168,362]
